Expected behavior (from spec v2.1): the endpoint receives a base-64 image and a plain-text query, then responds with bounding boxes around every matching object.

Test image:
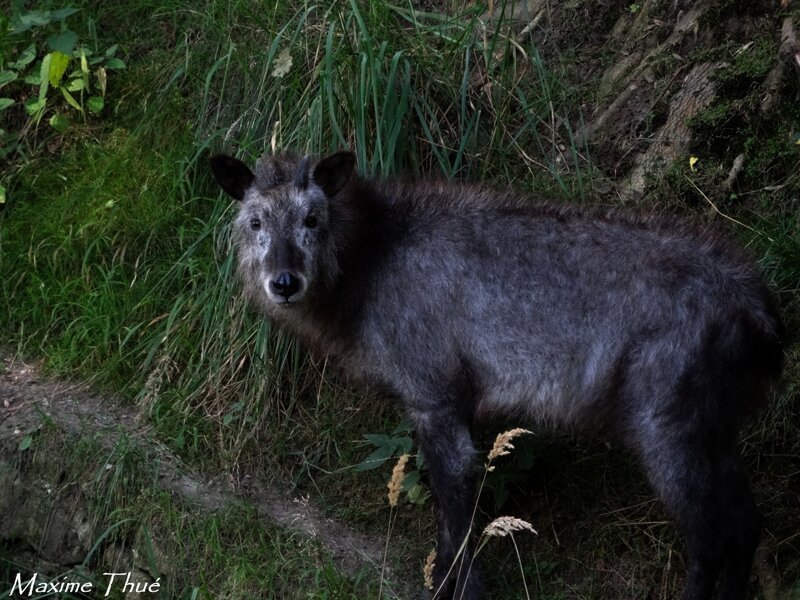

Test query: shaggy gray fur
[210,150,783,600]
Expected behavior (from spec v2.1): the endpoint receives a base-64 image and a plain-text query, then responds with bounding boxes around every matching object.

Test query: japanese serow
[210,150,783,600]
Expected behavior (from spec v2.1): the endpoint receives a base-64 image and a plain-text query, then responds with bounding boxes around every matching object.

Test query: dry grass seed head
[483,516,538,537]
[387,453,409,507]
[423,548,436,590]
[486,428,532,469]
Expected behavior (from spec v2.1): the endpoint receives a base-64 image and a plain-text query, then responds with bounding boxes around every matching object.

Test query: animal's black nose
[269,272,300,299]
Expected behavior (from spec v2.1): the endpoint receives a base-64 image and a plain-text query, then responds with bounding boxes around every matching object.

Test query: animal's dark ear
[209,154,255,201]
[312,151,356,197]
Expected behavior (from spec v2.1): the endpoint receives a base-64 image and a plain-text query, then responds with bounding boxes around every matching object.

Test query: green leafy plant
[18,433,33,451]
[1,9,124,123]
[0,6,125,170]
[356,420,429,505]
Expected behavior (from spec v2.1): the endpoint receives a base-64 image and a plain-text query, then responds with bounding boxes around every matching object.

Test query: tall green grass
[156,0,590,467]
[3,0,590,470]
[184,1,588,182]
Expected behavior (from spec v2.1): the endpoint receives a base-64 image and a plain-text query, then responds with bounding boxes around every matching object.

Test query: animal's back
[349,180,782,426]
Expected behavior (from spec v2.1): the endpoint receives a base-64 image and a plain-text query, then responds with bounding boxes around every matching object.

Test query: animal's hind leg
[715,461,762,600]
[633,426,761,600]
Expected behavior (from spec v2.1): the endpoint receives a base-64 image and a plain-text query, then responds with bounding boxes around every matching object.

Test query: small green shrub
[356,420,430,505]
[0,5,125,202]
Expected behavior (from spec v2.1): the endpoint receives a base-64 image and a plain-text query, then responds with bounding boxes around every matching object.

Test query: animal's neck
[291,177,384,357]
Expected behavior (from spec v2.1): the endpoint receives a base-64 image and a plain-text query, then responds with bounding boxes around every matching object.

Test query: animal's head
[210,150,356,309]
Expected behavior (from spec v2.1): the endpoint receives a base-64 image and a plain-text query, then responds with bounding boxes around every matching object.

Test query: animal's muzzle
[269,272,301,300]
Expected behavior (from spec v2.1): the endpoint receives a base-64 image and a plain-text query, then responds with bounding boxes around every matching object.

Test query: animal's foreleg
[413,407,484,599]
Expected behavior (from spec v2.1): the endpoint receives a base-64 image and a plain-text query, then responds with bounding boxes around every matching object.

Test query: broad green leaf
[401,470,420,491]
[24,97,45,116]
[397,436,414,453]
[105,44,119,57]
[12,11,52,33]
[38,54,51,103]
[87,96,103,114]
[46,30,78,55]
[405,483,430,505]
[66,78,84,92]
[49,113,69,132]
[0,184,6,204]
[60,87,82,111]
[48,51,70,87]
[10,45,37,69]
[19,435,33,451]
[24,74,41,85]
[105,57,126,70]
[50,8,81,20]
[392,420,414,435]
[355,446,395,471]
[0,71,17,86]
[0,98,14,110]
[363,433,392,445]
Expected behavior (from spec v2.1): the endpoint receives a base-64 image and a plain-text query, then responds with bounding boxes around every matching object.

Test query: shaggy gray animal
[210,150,783,600]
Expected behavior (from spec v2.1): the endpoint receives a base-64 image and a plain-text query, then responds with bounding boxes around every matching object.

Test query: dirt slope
[0,352,415,598]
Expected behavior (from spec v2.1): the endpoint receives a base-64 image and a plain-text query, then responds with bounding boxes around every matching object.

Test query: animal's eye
[304,215,318,229]
[249,217,261,231]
